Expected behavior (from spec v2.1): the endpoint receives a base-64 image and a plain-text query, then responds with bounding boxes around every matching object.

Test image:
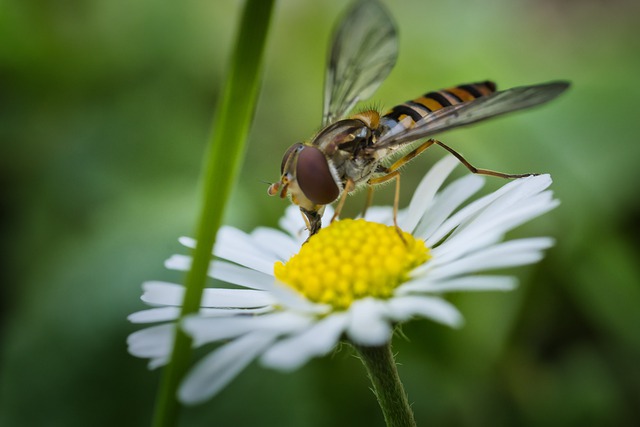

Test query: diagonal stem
[151,1,275,426]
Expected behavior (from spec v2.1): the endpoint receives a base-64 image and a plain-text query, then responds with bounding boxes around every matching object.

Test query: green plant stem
[151,1,275,426]
[355,342,417,427]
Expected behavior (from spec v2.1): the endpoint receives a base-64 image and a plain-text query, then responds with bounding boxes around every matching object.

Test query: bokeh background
[1,0,639,426]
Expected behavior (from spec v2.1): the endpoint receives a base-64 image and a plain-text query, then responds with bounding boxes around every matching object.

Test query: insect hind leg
[431,139,538,179]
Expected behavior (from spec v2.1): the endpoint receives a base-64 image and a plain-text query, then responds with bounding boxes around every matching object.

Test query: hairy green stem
[151,1,275,426]
[355,342,417,427]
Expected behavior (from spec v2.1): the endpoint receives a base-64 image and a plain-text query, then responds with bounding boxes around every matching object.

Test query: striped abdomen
[382,81,497,129]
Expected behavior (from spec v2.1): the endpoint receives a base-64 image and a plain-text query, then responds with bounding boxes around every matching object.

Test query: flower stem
[151,1,275,426]
[355,342,417,427]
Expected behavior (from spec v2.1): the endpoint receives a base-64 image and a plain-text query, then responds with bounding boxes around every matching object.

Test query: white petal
[425,174,551,248]
[128,307,181,323]
[346,298,392,346]
[178,331,277,404]
[399,155,458,233]
[261,312,349,371]
[181,315,265,346]
[198,306,274,316]
[425,180,512,247]
[178,236,196,249]
[430,229,503,266]
[431,215,509,263]
[127,323,174,363]
[270,280,331,315]
[428,183,558,265]
[279,205,334,242]
[164,254,192,271]
[148,356,170,370]
[164,253,193,271]
[165,256,275,291]
[251,227,300,261]
[413,174,484,240]
[179,225,273,274]
[362,206,393,223]
[179,228,279,273]
[140,281,184,306]
[399,275,518,294]
[209,260,276,290]
[426,238,554,280]
[216,226,267,258]
[214,242,276,275]
[322,205,335,221]
[279,205,308,240]
[182,311,312,347]
[439,194,558,258]
[140,279,274,309]
[484,195,558,235]
[199,288,274,308]
[387,295,463,327]
[474,175,553,223]
[128,304,272,324]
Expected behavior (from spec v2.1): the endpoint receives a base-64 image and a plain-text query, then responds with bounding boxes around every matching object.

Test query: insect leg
[368,139,436,235]
[368,170,407,243]
[331,178,356,223]
[361,185,375,219]
[387,139,435,172]
[431,139,538,178]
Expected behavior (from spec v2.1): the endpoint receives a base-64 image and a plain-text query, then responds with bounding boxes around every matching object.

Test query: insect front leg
[330,178,355,223]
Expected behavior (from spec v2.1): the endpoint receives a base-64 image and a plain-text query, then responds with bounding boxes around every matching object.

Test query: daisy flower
[127,155,558,404]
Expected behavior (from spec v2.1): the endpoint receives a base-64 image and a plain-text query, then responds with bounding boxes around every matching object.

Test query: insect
[268,0,569,238]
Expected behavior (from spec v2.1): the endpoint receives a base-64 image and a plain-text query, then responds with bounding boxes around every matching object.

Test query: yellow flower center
[274,219,431,310]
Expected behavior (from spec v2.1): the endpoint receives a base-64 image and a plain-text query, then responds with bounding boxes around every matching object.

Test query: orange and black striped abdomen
[383,81,497,125]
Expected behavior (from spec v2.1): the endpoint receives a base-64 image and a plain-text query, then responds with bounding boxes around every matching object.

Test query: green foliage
[151,1,274,426]
[1,0,639,426]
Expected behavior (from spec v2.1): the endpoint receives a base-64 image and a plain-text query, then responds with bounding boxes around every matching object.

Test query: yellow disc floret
[274,219,431,310]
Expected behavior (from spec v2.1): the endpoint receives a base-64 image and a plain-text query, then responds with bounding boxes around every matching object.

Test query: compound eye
[296,146,339,205]
[281,142,303,174]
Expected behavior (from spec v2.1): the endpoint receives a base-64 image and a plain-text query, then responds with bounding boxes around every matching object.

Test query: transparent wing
[376,81,571,148]
[322,0,398,126]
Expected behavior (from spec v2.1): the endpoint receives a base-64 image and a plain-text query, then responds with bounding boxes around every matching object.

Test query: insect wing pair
[268,0,569,237]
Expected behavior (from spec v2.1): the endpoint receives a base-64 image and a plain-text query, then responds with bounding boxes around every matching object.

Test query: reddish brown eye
[296,146,339,205]
[281,142,303,174]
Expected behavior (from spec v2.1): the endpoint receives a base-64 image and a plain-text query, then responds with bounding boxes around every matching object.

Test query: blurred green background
[1,0,639,426]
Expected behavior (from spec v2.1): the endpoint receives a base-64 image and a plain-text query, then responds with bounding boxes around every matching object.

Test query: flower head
[275,219,430,309]
[127,156,558,404]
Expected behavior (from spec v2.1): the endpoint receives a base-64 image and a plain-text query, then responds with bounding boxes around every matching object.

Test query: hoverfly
[268,0,569,238]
